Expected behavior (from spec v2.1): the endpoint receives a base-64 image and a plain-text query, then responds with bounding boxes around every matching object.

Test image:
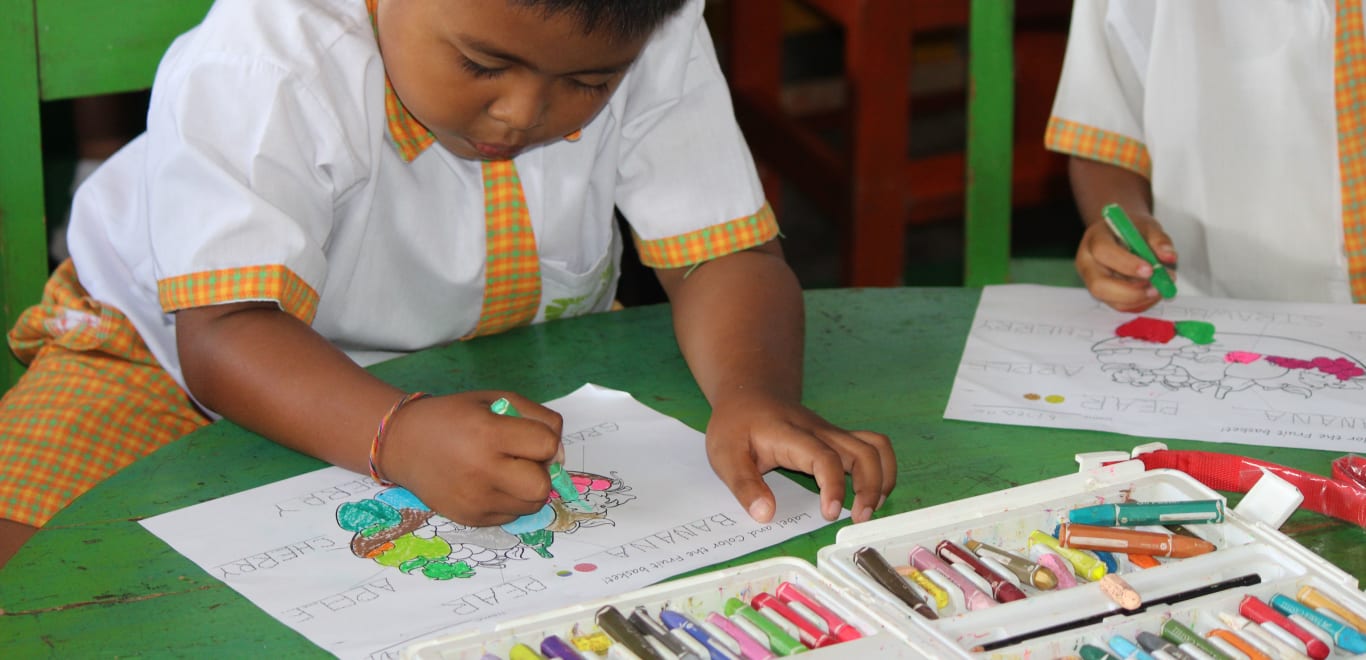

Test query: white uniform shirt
[1047,0,1356,303]
[67,0,774,393]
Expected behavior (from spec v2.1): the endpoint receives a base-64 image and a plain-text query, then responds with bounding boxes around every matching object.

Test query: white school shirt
[1047,0,1354,303]
[66,0,773,398]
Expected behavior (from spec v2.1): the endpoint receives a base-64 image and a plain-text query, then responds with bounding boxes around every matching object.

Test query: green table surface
[1,287,1362,656]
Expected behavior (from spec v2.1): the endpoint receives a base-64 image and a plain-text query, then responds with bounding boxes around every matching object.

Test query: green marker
[1078,644,1121,660]
[1101,203,1177,298]
[490,397,591,512]
[723,597,807,655]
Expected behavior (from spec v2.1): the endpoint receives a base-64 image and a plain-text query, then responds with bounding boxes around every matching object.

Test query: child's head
[377,0,688,161]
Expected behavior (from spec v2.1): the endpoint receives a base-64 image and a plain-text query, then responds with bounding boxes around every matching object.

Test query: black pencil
[972,572,1262,652]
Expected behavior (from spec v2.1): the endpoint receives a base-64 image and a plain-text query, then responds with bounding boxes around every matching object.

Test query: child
[0,0,897,567]
[1048,0,1365,312]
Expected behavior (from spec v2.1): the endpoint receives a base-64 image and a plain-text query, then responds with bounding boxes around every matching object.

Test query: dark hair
[511,0,689,43]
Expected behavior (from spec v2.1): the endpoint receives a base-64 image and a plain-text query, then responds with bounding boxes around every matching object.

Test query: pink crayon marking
[1032,552,1077,589]
[1225,351,1262,364]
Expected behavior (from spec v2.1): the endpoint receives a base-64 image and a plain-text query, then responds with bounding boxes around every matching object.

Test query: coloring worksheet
[944,285,1366,452]
[141,384,839,659]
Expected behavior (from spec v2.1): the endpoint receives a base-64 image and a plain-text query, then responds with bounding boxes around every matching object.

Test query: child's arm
[654,241,896,524]
[1070,156,1178,312]
[175,302,563,526]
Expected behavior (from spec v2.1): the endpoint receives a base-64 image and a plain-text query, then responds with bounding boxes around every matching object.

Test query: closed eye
[460,56,505,79]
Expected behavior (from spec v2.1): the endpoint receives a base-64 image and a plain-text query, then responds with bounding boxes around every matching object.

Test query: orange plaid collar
[364,0,436,161]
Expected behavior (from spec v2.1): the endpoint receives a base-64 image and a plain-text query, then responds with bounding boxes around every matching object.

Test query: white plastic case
[403,458,1366,659]
[819,458,1366,658]
[401,557,923,658]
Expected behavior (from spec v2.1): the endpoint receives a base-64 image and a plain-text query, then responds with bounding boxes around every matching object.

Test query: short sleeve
[1045,0,1153,179]
[144,55,357,324]
[612,0,778,268]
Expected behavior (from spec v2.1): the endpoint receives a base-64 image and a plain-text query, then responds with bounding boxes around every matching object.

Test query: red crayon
[752,592,839,648]
[1239,594,1330,660]
[775,581,862,642]
[936,540,1027,603]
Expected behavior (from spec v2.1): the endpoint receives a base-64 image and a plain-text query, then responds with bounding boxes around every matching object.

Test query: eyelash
[460,56,504,79]
[460,56,611,96]
[570,79,612,96]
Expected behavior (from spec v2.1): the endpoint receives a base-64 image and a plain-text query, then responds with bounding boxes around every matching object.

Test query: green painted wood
[1,289,1361,654]
[0,0,211,392]
[964,0,1014,287]
[0,0,46,390]
[34,0,212,100]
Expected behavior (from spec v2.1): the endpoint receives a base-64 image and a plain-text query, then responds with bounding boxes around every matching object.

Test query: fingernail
[748,499,774,523]
[822,499,840,520]
[1137,264,1153,277]
[1146,286,1159,298]
[859,507,873,522]
[877,495,887,510]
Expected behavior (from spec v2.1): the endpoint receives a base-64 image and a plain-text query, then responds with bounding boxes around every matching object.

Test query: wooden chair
[0,0,214,390]
[724,0,1071,287]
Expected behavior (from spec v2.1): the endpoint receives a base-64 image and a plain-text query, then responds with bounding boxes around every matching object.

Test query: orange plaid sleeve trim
[157,265,320,324]
[633,202,779,269]
[1045,116,1152,180]
[1335,0,1366,302]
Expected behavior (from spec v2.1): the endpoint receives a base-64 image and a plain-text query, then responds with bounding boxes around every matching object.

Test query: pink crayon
[908,544,997,611]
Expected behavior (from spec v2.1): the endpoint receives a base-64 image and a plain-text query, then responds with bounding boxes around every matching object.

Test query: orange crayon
[1126,553,1160,569]
[1057,523,1216,558]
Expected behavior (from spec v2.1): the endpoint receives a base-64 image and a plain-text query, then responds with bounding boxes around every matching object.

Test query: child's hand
[380,391,563,527]
[1076,212,1178,312]
[703,392,896,525]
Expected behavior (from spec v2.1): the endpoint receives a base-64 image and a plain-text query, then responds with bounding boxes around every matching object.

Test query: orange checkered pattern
[633,202,779,269]
[465,160,543,338]
[1336,0,1366,302]
[365,0,436,162]
[1045,117,1153,180]
[157,265,320,324]
[1,261,208,527]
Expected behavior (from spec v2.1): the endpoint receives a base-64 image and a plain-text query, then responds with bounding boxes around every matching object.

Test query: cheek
[547,89,613,132]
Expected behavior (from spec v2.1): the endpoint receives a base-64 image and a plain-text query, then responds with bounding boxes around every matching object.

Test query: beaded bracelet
[368,391,431,485]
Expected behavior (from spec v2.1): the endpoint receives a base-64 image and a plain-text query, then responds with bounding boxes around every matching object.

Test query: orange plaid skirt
[0,260,209,527]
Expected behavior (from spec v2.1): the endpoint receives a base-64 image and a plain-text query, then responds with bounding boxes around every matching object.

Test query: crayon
[1057,523,1216,558]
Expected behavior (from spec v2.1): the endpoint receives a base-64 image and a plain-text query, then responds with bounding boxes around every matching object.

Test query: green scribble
[422,560,475,580]
[518,529,555,558]
[337,500,401,533]
[1174,320,1216,345]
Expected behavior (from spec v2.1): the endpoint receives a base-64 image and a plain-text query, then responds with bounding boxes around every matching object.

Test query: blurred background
[36,0,1084,306]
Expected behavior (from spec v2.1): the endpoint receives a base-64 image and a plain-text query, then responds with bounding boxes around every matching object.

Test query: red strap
[1125,450,1366,528]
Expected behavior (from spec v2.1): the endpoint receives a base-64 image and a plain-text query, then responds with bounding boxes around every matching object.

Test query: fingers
[1078,225,1163,312]
[1141,222,1177,265]
[852,430,897,507]
[756,426,893,524]
[707,440,777,523]
[496,392,564,438]
[804,429,893,524]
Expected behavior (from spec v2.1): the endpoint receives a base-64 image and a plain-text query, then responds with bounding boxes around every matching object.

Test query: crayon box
[403,450,1366,658]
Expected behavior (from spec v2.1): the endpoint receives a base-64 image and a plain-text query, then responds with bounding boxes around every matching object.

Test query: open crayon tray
[401,557,924,658]
[402,455,1366,659]
[819,457,1366,658]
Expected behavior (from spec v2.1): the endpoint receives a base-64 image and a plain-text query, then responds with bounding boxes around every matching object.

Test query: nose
[487,80,548,131]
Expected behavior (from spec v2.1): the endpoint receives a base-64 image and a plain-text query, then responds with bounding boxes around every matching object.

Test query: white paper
[141,384,840,659]
[945,285,1366,452]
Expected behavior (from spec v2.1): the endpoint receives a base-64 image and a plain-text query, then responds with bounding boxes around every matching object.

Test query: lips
[471,141,523,159]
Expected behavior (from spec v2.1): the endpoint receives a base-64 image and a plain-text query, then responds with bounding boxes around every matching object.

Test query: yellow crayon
[895,564,951,609]
[508,643,546,660]
[1027,530,1107,582]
